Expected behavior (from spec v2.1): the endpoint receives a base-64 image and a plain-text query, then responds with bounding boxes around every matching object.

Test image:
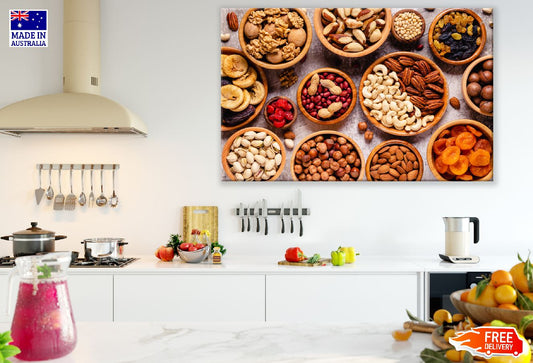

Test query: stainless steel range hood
[0,0,148,137]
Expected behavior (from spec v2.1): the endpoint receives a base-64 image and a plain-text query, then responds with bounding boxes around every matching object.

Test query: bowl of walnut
[238,8,312,70]
[313,8,392,58]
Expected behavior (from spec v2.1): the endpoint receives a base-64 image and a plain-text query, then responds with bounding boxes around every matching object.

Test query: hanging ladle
[96,165,108,207]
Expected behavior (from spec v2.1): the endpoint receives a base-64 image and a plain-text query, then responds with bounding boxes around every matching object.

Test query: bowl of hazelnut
[297,68,357,126]
[462,55,493,117]
[290,131,364,181]
[238,8,312,70]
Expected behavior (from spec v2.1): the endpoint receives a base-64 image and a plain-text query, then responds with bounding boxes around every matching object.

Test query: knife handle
[264,218,268,235]
[290,218,294,233]
[247,217,250,232]
[241,218,245,232]
[299,219,303,237]
[281,217,285,234]
[256,217,260,233]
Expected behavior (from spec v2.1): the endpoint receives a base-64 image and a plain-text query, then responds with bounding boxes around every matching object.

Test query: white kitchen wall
[0,0,529,260]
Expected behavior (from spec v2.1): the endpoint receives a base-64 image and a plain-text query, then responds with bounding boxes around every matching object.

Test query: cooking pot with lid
[1,222,67,257]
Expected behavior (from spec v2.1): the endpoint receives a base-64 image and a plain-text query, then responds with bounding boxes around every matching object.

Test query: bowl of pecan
[297,68,357,126]
[427,119,493,181]
[359,52,448,137]
[313,8,392,58]
[291,131,364,181]
[428,8,487,66]
[238,8,312,70]
[366,140,423,181]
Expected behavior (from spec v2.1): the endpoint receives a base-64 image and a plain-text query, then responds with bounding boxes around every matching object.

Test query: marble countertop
[0,321,433,363]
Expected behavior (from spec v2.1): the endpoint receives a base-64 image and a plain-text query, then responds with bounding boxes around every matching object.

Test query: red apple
[188,246,198,252]
[196,243,205,249]
[157,246,174,261]
[179,243,191,251]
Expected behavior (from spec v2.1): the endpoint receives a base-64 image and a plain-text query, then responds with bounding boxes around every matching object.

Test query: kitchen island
[0,321,432,362]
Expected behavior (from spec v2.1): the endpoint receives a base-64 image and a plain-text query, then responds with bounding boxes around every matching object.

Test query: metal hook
[100,164,104,170]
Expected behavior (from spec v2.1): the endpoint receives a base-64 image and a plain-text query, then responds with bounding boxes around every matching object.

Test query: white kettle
[441,217,480,263]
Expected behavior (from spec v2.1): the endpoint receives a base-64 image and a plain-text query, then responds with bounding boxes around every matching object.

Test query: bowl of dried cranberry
[263,96,297,130]
[297,68,357,126]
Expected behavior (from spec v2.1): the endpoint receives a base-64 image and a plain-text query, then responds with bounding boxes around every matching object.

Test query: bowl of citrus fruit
[450,254,533,337]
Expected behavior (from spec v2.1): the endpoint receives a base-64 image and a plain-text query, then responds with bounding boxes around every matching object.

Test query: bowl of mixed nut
[359,51,448,137]
[365,140,423,181]
[428,8,487,66]
[222,127,286,181]
[221,47,268,132]
[297,68,357,125]
[313,8,392,58]
[290,131,364,181]
[238,8,312,70]
[427,119,493,181]
[462,55,493,117]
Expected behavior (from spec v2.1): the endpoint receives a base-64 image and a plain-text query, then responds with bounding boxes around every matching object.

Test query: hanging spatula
[53,165,65,210]
[64,165,77,210]
[35,165,45,205]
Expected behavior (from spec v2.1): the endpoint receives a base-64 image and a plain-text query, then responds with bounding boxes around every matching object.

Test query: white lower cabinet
[266,274,419,324]
[68,274,114,321]
[113,274,266,322]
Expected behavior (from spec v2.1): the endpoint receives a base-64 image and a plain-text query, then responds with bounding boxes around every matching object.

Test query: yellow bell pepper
[339,247,359,264]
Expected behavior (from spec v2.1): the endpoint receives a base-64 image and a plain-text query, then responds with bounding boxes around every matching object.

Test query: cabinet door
[0,273,15,323]
[113,274,265,322]
[266,274,418,324]
[68,274,114,321]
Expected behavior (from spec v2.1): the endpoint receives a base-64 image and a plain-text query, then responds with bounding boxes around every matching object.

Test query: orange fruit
[498,303,519,310]
[467,284,498,307]
[494,285,518,305]
[444,328,456,342]
[433,309,452,325]
[524,292,533,302]
[445,349,465,362]
[491,270,513,287]
[391,328,412,341]
[510,263,531,293]
[452,313,465,322]
[460,290,470,301]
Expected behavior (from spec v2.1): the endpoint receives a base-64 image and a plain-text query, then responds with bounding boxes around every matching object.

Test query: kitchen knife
[297,189,303,237]
[239,203,245,232]
[247,204,251,232]
[289,201,294,233]
[280,203,285,233]
[255,202,260,233]
[262,199,268,235]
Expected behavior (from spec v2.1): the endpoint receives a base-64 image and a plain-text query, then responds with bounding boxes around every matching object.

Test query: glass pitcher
[7,252,77,361]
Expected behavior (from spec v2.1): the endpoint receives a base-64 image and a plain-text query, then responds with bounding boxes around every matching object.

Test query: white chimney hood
[0,0,148,137]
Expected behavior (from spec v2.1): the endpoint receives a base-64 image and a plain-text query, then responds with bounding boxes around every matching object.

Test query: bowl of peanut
[359,51,448,137]
[365,140,423,181]
[290,131,364,181]
[313,8,392,58]
[297,68,357,126]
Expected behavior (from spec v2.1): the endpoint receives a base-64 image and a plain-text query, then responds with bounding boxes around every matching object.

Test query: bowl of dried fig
[359,51,448,137]
[238,8,312,70]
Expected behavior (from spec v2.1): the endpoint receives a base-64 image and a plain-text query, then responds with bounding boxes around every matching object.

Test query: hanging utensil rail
[36,164,120,170]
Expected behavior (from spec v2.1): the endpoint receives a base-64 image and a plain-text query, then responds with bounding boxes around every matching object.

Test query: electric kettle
[439,217,480,264]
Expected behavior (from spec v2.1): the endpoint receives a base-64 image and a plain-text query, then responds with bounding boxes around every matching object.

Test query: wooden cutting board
[182,206,218,243]
[278,258,330,267]
[431,330,453,350]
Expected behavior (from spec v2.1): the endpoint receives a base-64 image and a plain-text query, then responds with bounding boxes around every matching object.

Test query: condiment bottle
[212,247,222,264]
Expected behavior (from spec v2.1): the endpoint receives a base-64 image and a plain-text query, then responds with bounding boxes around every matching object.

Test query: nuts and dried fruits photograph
[220,8,493,181]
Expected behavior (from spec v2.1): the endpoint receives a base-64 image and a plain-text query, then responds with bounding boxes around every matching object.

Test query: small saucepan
[81,238,128,259]
[1,222,67,257]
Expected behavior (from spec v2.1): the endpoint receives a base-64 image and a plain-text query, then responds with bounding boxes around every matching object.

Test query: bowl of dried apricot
[427,119,493,181]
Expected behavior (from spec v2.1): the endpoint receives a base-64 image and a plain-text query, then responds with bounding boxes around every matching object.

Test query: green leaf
[420,348,451,363]
[0,345,20,359]
[0,332,11,346]
[475,277,490,299]
[516,291,533,310]
[518,315,533,336]
[37,264,52,279]
[462,351,473,363]
[406,309,424,322]
[307,254,321,264]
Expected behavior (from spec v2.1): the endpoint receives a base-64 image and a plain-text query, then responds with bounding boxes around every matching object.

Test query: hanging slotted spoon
[110,165,118,208]
[45,164,54,200]
[35,165,45,205]
[64,165,77,210]
[53,165,65,210]
[78,166,87,206]
[96,166,108,207]
[89,166,95,207]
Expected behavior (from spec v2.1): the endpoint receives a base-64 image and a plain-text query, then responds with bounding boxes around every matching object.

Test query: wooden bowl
[365,140,423,181]
[428,8,487,66]
[451,289,533,337]
[290,130,364,181]
[297,68,357,126]
[222,127,286,181]
[427,119,493,181]
[238,8,312,70]
[462,55,493,117]
[359,51,448,137]
[221,47,268,132]
[313,8,392,58]
[263,96,297,130]
[391,9,425,44]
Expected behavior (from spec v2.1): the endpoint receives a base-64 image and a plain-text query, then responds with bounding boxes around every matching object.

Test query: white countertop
[0,321,432,363]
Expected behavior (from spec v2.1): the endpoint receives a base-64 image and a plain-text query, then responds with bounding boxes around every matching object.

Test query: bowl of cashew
[297,67,357,126]
[358,51,448,137]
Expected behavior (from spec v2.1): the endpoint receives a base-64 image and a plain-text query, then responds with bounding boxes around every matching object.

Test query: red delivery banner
[450,326,528,359]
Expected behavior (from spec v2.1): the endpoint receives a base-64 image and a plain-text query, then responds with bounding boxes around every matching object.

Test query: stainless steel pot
[81,238,127,259]
[1,222,67,257]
